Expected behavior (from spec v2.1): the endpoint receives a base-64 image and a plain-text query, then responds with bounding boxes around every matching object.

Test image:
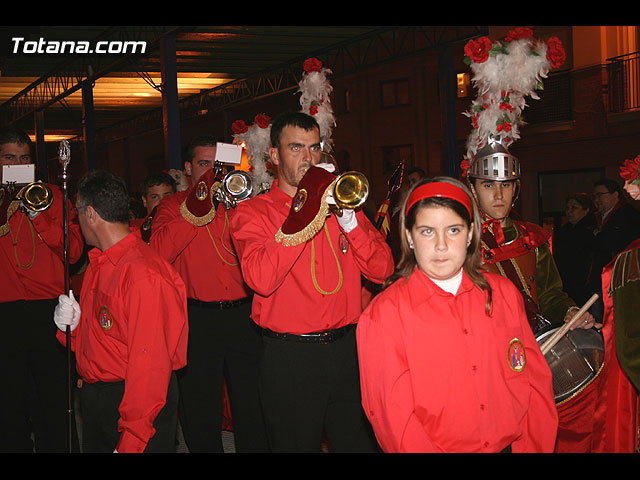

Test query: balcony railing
[606,51,640,113]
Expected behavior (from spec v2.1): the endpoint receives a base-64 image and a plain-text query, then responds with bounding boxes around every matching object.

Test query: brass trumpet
[317,152,370,216]
[331,171,369,216]
[19,182,54,213]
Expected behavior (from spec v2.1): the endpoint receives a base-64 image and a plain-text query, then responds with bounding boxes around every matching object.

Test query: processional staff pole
[58,139,74,453]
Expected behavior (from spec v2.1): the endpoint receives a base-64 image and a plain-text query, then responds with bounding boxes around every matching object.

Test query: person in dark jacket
[553,193,596,307]
[587,178,640,320]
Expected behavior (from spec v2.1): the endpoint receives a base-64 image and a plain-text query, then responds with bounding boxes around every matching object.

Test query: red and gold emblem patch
[507,338,526,372]
[292,188,307,212]
[98,305,113,331]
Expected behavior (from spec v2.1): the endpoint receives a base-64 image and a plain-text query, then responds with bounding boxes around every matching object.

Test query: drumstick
[540,293,599,356]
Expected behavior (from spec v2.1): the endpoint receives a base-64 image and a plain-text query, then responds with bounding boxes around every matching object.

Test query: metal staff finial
[59,139,71,170]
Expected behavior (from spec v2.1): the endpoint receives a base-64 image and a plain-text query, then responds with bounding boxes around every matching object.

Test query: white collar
[430,268,464,295]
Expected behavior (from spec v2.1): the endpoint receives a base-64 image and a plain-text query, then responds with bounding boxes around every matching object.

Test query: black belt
[187,297,251,310]
[261,323,355,344]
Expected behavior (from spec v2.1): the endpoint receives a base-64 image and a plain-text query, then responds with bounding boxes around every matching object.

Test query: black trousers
[80,373,179,453]
[177,299,268,452]
[0,299,77,453]
[259,325,379,453]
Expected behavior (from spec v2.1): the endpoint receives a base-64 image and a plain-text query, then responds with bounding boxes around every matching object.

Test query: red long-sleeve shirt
[149,190,250,302]
[0,184,83,302]
[357,267,558,453]
[57,233,188,453]
[229,180,394,334]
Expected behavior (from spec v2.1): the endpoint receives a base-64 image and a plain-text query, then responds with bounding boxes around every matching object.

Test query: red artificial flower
[505,27,534,42]
[232,119,248,135]
[309,105,318,116]
[303,57,323,73]
[254,113,271,129]
[546,37,566,69]
[459,159,471,179]
[500,102,514,112]
[496,122,512,133]
[619,155,640,182]
[464,36,493,64]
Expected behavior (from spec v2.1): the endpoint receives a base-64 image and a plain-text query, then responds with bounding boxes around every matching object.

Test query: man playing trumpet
[0,127,84,452]
[230,112,394,452]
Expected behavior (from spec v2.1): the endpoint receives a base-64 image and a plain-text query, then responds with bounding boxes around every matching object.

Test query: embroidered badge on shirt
[507,338,526,372]
[338,232,349,254]
[98,305,113,331]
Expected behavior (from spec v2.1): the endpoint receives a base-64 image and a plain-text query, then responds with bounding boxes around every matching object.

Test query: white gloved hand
[54,290,81,332]
[326,192,358,233]
[315,162,336,173]
[26,209,41,220]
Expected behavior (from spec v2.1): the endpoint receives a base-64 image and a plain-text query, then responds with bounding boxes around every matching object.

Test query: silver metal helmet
[468,135,520,181]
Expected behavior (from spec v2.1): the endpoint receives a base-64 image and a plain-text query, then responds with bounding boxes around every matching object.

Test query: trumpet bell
[333,171,369,210]
[214,170,254,209]
[224,170,253,201]
[21,182,54,212]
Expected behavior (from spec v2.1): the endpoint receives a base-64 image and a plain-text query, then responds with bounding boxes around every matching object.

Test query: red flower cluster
[620,155,640,182]
[254,113,270,129]
[546,37,566,69]
[303,57,323,73]
[232,119,248,135]
[497,122,512,133]
[459,159,471,179]
[505,27,533,42]
[464,36,493,63]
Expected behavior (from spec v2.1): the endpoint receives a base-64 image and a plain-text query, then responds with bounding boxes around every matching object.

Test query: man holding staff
[0,127,84,452]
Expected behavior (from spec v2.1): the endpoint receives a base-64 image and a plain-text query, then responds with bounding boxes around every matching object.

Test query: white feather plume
[298,63,336,152]
[233,122,274,194]
[463,34,558,162]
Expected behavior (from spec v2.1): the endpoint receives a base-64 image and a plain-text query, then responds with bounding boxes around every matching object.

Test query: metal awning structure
[0,25,487,172]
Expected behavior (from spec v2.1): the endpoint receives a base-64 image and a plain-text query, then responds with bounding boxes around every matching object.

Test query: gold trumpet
[331,171,369,216]
[317,151,370,216]
[19,182,54,212]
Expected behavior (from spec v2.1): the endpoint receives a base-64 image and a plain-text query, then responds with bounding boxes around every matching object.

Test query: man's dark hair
[142,171,176,196]
[406,166,426,178]
[0,126,33,150]
[77,170,130,224]
[185,135,218,163]
[270,112,320,149]
[593,178,622,196]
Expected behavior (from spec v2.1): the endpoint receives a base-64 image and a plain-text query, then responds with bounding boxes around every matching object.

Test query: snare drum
[536,327,605,404]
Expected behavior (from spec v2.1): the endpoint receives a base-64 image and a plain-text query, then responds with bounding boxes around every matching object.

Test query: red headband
[405,182,473,219]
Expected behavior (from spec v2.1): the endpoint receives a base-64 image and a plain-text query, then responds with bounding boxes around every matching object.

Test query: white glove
[26,210,41,220]
[54,290,81,332]
[326,192,358,233]
[315,162,336,173]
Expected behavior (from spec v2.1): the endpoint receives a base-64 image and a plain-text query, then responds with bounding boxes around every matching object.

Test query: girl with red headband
[356,176,558,453]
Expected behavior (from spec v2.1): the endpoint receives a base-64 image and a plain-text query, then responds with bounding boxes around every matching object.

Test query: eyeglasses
[592,192,612,199]
[72,205,88,213]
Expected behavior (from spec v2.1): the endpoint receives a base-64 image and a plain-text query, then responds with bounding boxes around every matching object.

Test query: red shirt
[0,184,84,302]
[57,233,188,453]
[356,268,558,453]
[229,180,394,334]
[149,190,250,302]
